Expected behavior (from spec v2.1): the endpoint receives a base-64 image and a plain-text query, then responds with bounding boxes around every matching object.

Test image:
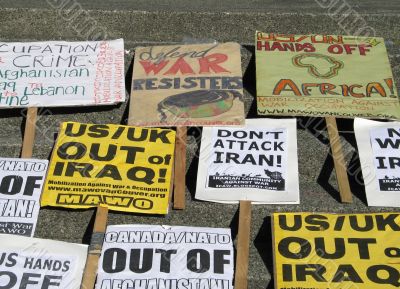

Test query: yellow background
[273,212,400,289]
[41,122,175,214]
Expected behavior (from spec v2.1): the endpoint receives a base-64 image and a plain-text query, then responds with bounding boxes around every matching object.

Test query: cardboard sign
[273,212,400,289]
[256,32,400,119]
[196,118,299,203]
[130,42,245,126]
[41,122,175,214]
[96,225,234,289]
[0,158,48,237]
[0,234,88,289]
[354,118,400,206]
[0,39,125,107]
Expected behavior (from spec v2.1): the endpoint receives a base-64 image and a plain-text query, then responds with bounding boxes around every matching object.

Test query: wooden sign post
[174,127,187,210]
[21,107,38,158]
[81,206,109,289]
[325,117,353,203]
[234,200,252,289]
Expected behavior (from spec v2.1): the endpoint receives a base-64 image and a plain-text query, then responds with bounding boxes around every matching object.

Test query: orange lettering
[273,79,301,96]
[366,82,386,97]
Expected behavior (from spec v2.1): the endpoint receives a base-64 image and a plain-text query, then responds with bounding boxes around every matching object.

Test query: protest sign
[129,42,245,127]
[0,39,125,107]
[41,122,176,214]
[256,32,400,119]
[0,158,48,237]
[273,212,400,289]
[196,118,299,203]
[354,118,400,206]
[96,225,234,289]
[0,234,88,289]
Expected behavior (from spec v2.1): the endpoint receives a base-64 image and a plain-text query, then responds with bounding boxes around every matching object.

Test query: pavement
[0,1,400,288]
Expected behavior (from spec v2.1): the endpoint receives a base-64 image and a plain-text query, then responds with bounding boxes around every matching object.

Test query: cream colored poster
[256,32,400,119]
[130,43,245,127]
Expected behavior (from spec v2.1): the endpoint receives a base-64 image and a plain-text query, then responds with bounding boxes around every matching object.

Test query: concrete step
[0,9,400,43]
[2,0,400,13]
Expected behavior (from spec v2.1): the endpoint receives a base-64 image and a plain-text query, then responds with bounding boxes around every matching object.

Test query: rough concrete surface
[0,2,400,289]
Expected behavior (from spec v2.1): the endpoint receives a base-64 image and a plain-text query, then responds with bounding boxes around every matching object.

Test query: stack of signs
[196,118,299,203]
[354,118,400,206]
[0,40,125,107]
[0,234,88,289]
[0,158,48,236]
[129,42,245,126]
[272,212,400,289]
[41,122,176,214]
[255,32,400,119]
[95,225,234,289]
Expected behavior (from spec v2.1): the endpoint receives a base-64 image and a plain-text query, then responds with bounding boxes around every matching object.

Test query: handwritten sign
[0,158,48,236]
[0,39,125,107]
[0,234,88,289]
[130,42,245,126]
[196,119,299,203]
[256,32,400,119]
[273,212,400,289]
[96,225,234,289]
[354,118,400,206]
[41,122,175,214]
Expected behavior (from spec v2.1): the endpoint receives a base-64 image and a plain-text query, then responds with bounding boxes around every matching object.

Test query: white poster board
[96,225,234,289]
[0,39,125,107]
[0,234,88,289]
[196,118,299,204]
[354,118,400,207]
[0,158,48,236]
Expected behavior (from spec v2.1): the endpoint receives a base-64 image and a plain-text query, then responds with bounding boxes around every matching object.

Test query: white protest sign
[0,158,48,236]
[354,118,400,207]
[0,234,88,289]
[196,118,299,204]
[96,225,234,289]
[0,39,125,107]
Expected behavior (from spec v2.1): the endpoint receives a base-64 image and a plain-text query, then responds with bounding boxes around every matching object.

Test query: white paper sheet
[96,225,234,289]
[354,118,400,207]
[0,234,88,289]
[0,158,48,236]
[0,39,125,107]
[196,118,299,204]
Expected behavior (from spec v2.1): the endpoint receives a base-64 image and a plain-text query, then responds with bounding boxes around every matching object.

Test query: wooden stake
[168,158,175,205]
[234,200,252,289]
[173,126,187,210]
[325,117,353,203]
[271,215,278,289]
[81,206,109,289]
[21,107,38,158]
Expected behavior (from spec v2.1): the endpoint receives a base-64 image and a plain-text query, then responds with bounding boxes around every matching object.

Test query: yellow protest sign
[273,212,400,289]
[256,32,400,119]
[41,122,175,214]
